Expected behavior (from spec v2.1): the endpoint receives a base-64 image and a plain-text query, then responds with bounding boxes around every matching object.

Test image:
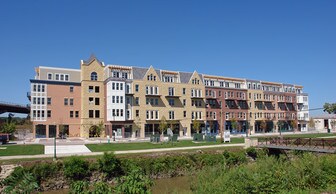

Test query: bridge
[0,101,30,115]
[257,137,336,153]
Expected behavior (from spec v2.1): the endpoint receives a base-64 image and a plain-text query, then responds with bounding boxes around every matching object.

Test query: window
[169,111,175,120]
[60,74,64,81]
[168,87,175,96]
[116,96,119,103]
[89,86,94,93]
[155,98,159,105]
[95,110,100,118]
[112,83,115,90]
[183,88,186,95]
[89,97,94,104]
[47,97,51,105]
[184,111,186,118]
[70,111,74,118]
[183,99,186,106]
[120,83,123,90]
[146,111,149,119]
[37,98,40,104]
[70,86,74,92]
[91,72,98,81]
[116,83,119,90]
[70,98,74,106]
[47,110,51,118]
[95,98,100,105]
[75,111,79,118]
[64,98,68,105]
[135,97,139,105]
[120,109,124,117]
[135,84,139,92]
[48,73,52,80]
[33,85,36,92]
[38,85,41,92]
[95,86,99,93]
[136,110,139,117]
[120,96,123,103]
[89,110,94,118]
[65,74,69,81]
[55,74,60,80]
[169,99,175,106]
[41,98,45,105]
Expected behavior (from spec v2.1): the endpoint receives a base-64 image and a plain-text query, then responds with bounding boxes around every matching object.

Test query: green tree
[193,119,201,133]
[277,121,284,132]
[158,116,168,135]
[1,167,39,194]
[230,118,237,130]
[323,103,336,114]
[97,152,122,178]
[0,121,16,134]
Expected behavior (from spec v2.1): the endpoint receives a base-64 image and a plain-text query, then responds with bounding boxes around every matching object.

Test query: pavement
[0,143,245,161]
[44,145,91,154]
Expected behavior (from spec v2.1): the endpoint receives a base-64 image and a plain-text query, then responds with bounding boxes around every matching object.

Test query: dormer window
[91,72,98,81]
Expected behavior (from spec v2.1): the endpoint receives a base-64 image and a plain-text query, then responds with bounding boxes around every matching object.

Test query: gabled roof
[132,67,148,80]
[82,54,104,66]
[179,72,193,83]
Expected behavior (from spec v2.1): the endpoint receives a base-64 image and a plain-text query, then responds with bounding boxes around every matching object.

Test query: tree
[290,120,298,131]
[323,103,336,114]
[230,118,237,130]
[277,121,284,132]
[193,119,201,133]
[0,121,16,134]
[260,120,267,133]
[158,116,168,135]
[308,118,315,129]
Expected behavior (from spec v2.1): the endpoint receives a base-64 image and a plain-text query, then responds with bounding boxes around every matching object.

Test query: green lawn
[0,144,44,156]
[86,138,245,152]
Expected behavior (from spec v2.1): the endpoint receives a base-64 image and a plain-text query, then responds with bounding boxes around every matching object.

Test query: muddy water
[43,176,191,194]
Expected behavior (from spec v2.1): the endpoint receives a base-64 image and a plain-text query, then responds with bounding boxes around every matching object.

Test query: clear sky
[0,0,335,116]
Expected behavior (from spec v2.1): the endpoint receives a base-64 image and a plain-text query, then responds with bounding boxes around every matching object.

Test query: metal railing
[258,137,336,151]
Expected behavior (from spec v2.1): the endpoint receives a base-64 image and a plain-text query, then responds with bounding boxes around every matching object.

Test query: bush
[116,166,153,194]
[63,156,89,180]
[223,150,247,166]
[245,147,257,159]
[192,153,336,193]
[69,180,89,194]
[91,181,114,194]
[1,166,39,194]
[97,152,122,178]
[29,162,60,183]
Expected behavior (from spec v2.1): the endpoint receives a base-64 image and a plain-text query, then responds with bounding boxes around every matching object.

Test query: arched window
[91,72,98,81]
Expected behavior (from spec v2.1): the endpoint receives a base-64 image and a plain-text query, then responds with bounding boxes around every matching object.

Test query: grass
[0,146,244,165]
[86,138,244,152]
[0,144,44,156]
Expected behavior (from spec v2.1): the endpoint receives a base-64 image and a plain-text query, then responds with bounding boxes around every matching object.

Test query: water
[43,176,192,194]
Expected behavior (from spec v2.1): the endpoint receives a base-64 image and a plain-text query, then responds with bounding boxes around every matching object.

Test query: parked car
[0,133,10,144]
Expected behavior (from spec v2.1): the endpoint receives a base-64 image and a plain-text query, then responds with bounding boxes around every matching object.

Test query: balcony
[145,93,161,97]
[191,96,204,99]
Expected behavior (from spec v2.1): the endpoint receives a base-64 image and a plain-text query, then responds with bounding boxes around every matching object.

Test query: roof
[179,72,193,83]
[312,114,336,119]
[132,67,148,80]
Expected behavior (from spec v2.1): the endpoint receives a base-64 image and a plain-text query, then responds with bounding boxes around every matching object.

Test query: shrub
[1,166,39,194]
[63,156,89,180]
[29,162,59,183]
[91,181,114,194]
[245,147,257,159]
[116,166,153,194]
[69,180,89,194]
[97,152,122,178]
[223,150,247,166]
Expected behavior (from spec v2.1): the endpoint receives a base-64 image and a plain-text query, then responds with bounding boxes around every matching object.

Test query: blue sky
[0,0,335,116]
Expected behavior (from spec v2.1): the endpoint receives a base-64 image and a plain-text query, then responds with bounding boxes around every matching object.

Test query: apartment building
[296,86,309,131]
[29,55,308,138]
[29,66,81,138]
